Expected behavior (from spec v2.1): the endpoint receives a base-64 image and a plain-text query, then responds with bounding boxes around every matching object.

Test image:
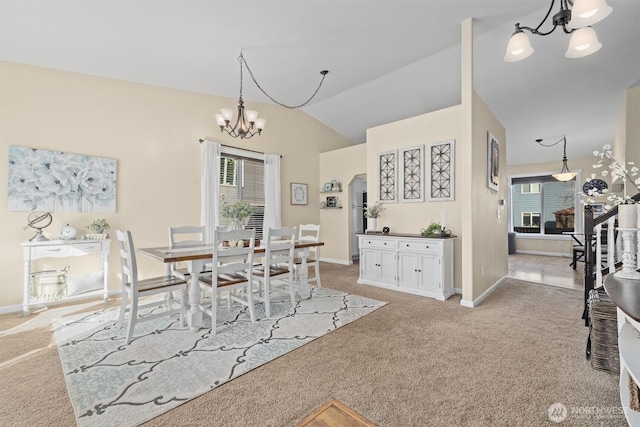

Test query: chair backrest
[298,224,320,257]
[263,227,296,269]
[116,230,138,288]
[169,225,206,248]
[213,228,256,283]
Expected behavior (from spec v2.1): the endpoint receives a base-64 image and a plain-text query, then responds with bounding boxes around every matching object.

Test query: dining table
[138,240,324,332]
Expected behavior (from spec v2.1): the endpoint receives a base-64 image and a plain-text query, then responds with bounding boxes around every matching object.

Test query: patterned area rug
[53,287,386,427]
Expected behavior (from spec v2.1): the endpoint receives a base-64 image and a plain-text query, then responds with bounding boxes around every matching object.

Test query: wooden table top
[138,241,324,263]
[604,274,640,322]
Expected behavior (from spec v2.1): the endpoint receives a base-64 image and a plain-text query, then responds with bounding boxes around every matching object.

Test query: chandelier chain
[536,136,565,148]
[239,52,328,109]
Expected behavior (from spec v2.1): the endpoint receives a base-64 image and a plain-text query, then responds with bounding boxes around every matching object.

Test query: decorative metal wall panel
[400,145,424,202]
[377,150,397,203]
[427,140,455,201]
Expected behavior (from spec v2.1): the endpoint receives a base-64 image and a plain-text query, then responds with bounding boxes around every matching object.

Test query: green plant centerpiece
[421,222,442,237]
[221,196,256,229]
[366,201,385,218]
[87,218,110,234]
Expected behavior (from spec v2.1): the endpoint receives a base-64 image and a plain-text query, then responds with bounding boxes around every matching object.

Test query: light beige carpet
[0,263,626,426]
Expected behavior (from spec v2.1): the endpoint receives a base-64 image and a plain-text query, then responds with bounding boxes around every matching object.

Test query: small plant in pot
[421,222,442,237]
[87,218,110,234]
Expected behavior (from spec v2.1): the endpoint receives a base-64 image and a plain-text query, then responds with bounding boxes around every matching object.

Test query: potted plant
[366,201,385,231]
[221,196,256,230]
[421,222,442,237]
[87,218,110,234]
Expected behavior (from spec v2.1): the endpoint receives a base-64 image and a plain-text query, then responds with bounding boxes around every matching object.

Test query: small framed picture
[326,196,337,207]
[323,182,333,192]
[487,131,499,192]
[290,182,308,205]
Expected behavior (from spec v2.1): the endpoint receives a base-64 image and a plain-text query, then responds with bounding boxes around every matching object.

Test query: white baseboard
[515,250,570,258]
[460,276,507,308]
[319,257,353,265]
[0,290,121,315]
[0,304,23,315]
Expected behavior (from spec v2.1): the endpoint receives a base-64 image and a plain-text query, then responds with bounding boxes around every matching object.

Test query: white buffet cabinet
[22,239,111,316]
[358,233,455,300]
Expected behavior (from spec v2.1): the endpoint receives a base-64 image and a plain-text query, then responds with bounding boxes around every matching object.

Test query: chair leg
[314,261,322,288]
[211,286,218,336]
[264,281,271,319]
[126,298,138,344]
[245,283,256,322]
[179,289,187,327]
[117,288,128,327]
[288,276,296,310]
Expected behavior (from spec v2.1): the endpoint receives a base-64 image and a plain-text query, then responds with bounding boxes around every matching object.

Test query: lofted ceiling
[1,0,638,166]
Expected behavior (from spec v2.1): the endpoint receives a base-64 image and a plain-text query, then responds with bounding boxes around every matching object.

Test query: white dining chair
[252,226,297,318]
[197,228,257,335]
[116,230,187,344]
[166,225,212,279]
[294,223,322,290]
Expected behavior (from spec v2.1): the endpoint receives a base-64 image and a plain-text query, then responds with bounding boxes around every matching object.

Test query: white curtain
[263,154,281,234]
[200,141,221,244]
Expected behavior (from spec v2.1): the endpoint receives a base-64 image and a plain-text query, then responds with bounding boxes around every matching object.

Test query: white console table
[357,233,455,301]
[604,275,640,426]
[22,239,110,316]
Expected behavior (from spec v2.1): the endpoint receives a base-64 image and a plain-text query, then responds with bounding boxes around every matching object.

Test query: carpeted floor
[0,262,626,426]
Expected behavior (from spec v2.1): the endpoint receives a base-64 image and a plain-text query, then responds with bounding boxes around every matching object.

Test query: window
[511,175,576,235]
[220,157,237,186]
[218,154,265,238]
[522,212,541,227]
[521,183,540,194]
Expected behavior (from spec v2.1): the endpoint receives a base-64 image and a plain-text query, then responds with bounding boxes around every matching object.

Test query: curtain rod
[198,139,281,158]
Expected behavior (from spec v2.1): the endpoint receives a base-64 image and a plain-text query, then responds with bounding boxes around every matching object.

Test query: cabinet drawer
[70,242,103,255]
[398,240,442,254]
[33,245,69,257]
[360,238,395,249]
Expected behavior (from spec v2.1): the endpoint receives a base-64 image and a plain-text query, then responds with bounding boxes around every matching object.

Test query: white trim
[220,145,265,160]
[0,290,121,315]
[319,257,353,265]
[515,250,571,258]
[460,276,507,308]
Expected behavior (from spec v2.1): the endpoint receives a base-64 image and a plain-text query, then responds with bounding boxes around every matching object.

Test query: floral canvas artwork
[8,146,117,212]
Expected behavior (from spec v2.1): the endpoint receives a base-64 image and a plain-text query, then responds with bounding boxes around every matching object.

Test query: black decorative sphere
[382,226,390,234]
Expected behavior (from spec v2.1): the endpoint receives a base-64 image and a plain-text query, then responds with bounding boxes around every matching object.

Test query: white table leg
[187,259,204,331]
[298,248,311,297]
[23,259,31,317]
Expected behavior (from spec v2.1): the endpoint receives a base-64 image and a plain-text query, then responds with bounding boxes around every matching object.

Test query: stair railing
[583,192,640,325]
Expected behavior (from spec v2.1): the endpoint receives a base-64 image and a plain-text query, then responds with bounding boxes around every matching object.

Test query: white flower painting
[8,146,117,212]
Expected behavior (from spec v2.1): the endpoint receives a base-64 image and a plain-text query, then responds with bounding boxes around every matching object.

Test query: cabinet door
[397,252,419,289]
[378,250,397,285]
[361,249,380,281]
[419,253,441,290]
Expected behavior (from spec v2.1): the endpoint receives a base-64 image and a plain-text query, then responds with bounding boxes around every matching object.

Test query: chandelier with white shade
[504,0,613,62]
[216,52,329,140]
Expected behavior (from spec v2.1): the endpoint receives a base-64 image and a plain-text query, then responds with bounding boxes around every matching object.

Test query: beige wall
[318,144,367,262]
[468,90,507,301]
[0,61,353,312]
[366,106,464,288]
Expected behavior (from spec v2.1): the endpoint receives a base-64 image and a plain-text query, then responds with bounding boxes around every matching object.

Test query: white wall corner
[459,276,507,308]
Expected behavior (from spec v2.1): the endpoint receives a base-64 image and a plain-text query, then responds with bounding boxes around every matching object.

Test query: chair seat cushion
[127,275,186,292]
[199,272,249,288]
[253,266,290,277]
